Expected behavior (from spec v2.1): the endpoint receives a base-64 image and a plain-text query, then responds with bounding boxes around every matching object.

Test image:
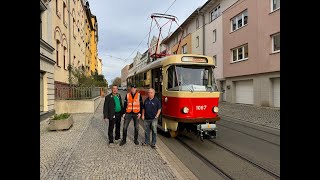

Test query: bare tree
[112,77,122,87]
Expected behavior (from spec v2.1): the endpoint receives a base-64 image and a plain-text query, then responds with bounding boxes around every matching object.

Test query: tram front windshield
[167,65,217,92]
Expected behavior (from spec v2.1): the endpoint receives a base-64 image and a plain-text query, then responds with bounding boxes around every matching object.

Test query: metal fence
[55,87,102,100]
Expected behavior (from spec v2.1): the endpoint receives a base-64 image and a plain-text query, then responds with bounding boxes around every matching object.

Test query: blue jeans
[144,118,158,145]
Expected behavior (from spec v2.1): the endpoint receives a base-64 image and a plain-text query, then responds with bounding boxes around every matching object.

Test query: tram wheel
[169,130,179,138]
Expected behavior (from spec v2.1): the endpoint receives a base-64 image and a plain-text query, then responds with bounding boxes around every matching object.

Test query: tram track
[218,123,280,146]
[176,136,233,180]
[176,134,280,180]
[219,115,280,136]
[208,139,280,179]
[217,115,280,146]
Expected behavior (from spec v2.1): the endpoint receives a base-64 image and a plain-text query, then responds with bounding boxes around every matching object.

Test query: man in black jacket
[103,85,124,146]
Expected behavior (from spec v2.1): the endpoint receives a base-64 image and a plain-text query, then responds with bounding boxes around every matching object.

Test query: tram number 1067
[196,105,207,110]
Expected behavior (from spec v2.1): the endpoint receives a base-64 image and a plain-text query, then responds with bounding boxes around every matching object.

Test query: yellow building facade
[84,1,93,76]
[170,34,192,54]
[83,3,98,76]
[90,15,98,75]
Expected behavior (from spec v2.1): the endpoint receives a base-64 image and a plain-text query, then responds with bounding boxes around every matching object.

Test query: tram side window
[139,73,144,87]
[135,75,139,87]
[167,66,179,91]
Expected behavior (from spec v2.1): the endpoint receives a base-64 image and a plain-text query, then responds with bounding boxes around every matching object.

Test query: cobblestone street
[219,102,280,129]
[40,99,188,180]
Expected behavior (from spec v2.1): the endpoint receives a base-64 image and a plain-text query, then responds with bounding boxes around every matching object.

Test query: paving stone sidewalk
[41,98,196,180]
[219,102,280,129]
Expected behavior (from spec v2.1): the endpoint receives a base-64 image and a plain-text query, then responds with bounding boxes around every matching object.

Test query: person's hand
[104,118,109,123]
[155,115,159,119]
[137,113,141,119]
[142,115,145,120]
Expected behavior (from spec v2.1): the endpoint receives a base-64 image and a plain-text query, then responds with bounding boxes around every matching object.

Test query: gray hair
[148,88,155,93]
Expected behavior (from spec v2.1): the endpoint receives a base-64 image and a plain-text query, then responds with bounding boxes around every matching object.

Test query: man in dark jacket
[103,85,124,146]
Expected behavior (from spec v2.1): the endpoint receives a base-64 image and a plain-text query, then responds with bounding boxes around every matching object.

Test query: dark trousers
[122,113,139,142]
[108,112,121,143]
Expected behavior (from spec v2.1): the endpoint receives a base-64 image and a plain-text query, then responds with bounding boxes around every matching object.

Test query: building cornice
[40,54,56,65]
[40,38,55,53]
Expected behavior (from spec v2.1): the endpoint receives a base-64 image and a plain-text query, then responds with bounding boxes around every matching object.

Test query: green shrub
[52,113,71,120]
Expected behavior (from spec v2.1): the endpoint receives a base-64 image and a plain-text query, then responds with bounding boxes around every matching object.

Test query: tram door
[151,68,163,125]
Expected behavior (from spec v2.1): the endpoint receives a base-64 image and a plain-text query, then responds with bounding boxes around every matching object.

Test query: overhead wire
[123,0,178,62]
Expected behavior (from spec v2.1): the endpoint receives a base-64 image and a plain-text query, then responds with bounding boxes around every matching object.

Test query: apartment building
[222,0,280,107]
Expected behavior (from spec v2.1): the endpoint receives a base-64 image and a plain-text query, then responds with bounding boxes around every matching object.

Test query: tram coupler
[197,122,217,141]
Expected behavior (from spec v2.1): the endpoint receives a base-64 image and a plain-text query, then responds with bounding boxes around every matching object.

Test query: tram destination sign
[181,56,208,63]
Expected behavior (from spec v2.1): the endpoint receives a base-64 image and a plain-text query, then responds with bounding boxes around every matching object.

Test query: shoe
[119,141,126,146]
[134,140,139,145]
[114,139,121,144]
[141,142,149,146]
[109,143,115,148]
[151,144,156,149]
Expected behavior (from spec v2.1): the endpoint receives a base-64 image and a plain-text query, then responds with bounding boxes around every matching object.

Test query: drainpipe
[202,12,205,55]
[68,0,72,86]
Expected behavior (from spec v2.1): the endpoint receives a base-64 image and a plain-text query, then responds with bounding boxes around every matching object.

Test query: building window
[73,18,76,38]
[40,73,44,112]
[56,0,60,17]
[196,36,199,48]
[196,18,199,29]
[56,40,60,67]
[272,33,280,52]
[63,47,67,69]
[63,2,67,26]
[232,44,248,62]
[182,44,187,54]
[210,5,220,22]
[213,55,217,67]
[272,0,280,11]
[231,10,248,32]
[213,29,216,43]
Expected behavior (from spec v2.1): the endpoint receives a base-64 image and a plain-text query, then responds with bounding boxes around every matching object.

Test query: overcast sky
[90,0,208,84]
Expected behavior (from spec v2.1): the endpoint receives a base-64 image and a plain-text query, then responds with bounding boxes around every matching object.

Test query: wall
[52,0,71,84]
[70,0,87,82]
[121,65,129,86]
[223,0,280,78]
[55,96,101,114]
[97,58,102,74]
[257,0,280,73]
[205,16,223,80]
[225,71,280,106]
[40,0,55,113]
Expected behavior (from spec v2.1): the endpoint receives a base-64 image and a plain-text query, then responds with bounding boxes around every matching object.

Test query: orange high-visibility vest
[126,93,140,113]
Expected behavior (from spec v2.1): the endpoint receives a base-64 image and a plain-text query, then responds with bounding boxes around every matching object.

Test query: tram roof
[127,54,213,78]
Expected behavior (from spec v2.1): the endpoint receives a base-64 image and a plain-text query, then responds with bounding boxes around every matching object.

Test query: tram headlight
[182,107,189,114]
[212,106,219,113]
